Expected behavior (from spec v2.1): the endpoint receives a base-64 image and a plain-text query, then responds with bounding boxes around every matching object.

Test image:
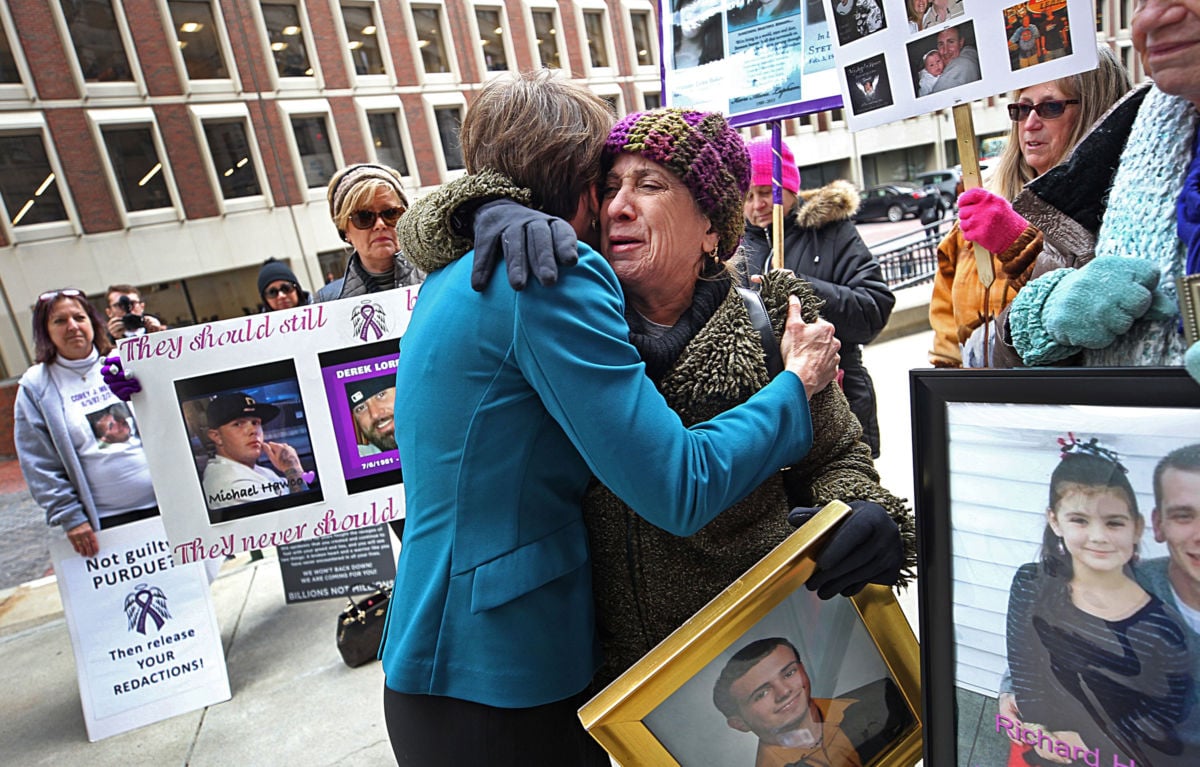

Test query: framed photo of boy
[911,367,1200,767]
[579,501,923,767]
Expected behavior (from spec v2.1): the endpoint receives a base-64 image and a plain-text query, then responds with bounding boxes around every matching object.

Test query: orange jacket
[928,221,1042,367]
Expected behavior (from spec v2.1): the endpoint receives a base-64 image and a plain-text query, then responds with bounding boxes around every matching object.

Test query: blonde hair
[988,45,1130,201]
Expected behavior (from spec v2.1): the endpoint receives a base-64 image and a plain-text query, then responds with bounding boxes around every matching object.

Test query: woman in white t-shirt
[14,289,158,558]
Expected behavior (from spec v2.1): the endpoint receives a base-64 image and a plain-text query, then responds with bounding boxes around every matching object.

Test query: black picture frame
[910,367,1200,767]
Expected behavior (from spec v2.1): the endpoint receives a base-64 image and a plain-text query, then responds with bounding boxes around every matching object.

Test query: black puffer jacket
[741,181,894,456]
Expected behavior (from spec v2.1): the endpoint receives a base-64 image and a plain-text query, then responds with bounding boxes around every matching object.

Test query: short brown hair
[106,284,139,305]
[459,70,615,221]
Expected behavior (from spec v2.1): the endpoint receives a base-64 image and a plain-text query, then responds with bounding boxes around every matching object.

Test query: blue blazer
[382,245,813,708]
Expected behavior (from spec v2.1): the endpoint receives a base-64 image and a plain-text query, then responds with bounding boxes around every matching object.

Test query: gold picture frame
[578,501,922,767]
[1178,274,1200,347]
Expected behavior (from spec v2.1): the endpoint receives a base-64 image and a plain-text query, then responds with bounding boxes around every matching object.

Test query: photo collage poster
[944,402,1200,766]
[821,0,1098,130]
[118,290,414,566]
[662,0,843,126]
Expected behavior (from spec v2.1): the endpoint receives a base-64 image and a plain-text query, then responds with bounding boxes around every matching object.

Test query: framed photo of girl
[579,501,923,767]
[911,367,1200,767]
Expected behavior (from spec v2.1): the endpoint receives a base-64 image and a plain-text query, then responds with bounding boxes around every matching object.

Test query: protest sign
[662,0,842,125]
[118,290,413,565]
[277,524,396,604]
[50,517,229,741]
[823,0,1098,130]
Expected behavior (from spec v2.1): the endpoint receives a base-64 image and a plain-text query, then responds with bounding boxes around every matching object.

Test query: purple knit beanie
[745,136,801,194]
[604,108,750,260]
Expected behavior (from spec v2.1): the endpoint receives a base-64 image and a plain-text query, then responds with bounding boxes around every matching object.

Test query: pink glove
[957,187,1029,254]
[102,354,141,401]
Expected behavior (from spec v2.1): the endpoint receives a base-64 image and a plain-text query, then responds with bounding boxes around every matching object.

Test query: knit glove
[1010,257,1169,365]
[1187,342,1200,386]
[957,187,1029,254]
[102,354,141,401]
[789,500,902,599]
[471,199,578,292]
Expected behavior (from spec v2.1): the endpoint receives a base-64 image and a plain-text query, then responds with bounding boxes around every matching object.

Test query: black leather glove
[789,500,902,599]
[470,199,578,292]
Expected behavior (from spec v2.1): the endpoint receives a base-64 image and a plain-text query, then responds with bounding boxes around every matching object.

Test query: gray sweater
[14,362,101,532]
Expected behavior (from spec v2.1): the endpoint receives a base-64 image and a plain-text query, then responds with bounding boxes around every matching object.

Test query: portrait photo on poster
[831,0,886,46]
[318,338,402,495]
[728,0,802,30]
[1003,0,1072,72]
[912,368,1200,767]
[845,53,893,114]
[905,19,979,96]
[645,588,917,766]
[174,359,323,525]
[671,0,726,69]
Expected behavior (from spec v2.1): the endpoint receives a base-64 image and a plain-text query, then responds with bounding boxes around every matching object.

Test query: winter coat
[928,221,1041,367]
[313,250,423,303]
[585,270,916,690]
[741,180,893,456]
[993,83,1198,368]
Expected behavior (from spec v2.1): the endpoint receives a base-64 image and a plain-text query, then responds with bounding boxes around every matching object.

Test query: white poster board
[119,291,414,565]
[824,0,1098,130]
[663,0,842,125]
[50,517,230,741]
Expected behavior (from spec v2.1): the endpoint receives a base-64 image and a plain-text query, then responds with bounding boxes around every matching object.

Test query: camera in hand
[117,295,144,331]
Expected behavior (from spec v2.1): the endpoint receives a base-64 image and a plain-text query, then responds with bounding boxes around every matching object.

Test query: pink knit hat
[745,136,800,194]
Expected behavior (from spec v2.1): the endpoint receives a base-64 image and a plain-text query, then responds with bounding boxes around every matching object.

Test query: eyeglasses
[348,207,404,230]
[265,283,297,299]
[38,289,84,304]
[1006,99,1080,121]
[109,298,144,309]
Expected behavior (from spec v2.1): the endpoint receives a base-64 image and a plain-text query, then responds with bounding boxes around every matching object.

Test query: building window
[202,121,261,199]
[475,8,509,72]
[100,127,173,211]
[630,11,655,67]
[0,15,19,83]
[290,115,336,188]
[412,7,450,74]
[434,106,463,171]
[0,132,67,226]
[342,4,385,75]
[263,1,313,77]
[367,113,410,176]
[169,1,228,79]
[643,91,661,110]
[62,0,134,82]
[531,10,561,69]
[582,10,610,68]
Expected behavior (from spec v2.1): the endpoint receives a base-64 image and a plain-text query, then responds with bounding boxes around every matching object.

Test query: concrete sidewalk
[0,284,932,765]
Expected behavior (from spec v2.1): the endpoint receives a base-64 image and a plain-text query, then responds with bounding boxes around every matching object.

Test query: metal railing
[872,218,954,289]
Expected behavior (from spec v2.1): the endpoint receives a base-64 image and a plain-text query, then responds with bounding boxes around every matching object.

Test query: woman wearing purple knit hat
[740,135,893,458]
[381,75,844,767]
[580,109,913,700]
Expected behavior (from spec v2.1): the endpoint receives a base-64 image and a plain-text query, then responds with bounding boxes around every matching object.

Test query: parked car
[854,183,943,223]
[913,168,962,208]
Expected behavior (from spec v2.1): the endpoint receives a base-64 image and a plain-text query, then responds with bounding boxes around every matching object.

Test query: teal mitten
[1042,256,1162,348]
[1186,342,1200,385]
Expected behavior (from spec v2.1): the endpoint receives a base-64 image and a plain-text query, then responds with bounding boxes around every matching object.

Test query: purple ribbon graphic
[358,304,384,341]
[133,589,166,634]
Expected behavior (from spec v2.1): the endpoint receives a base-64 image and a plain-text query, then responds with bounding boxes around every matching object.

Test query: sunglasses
[38,288,84,304]
[1006,99,1080,121]
[348,207,404,230]
[265,283,297,299]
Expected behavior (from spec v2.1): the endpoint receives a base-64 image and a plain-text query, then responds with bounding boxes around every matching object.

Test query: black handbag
[335,585,392,667]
